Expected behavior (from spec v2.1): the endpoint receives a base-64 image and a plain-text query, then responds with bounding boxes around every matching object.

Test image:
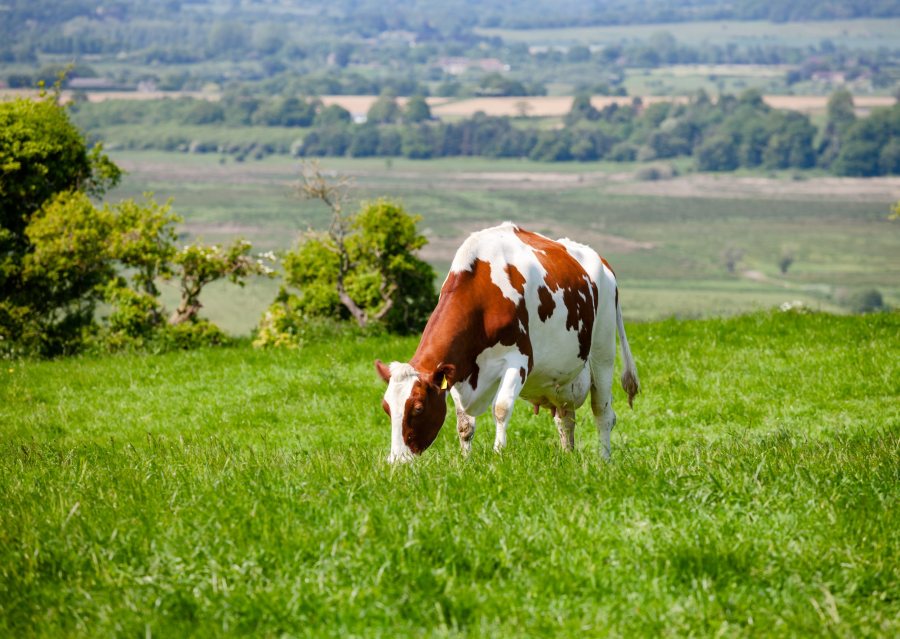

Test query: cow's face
[375,360,452,462]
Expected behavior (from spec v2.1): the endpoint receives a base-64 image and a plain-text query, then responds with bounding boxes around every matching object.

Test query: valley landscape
[1,1,899,636]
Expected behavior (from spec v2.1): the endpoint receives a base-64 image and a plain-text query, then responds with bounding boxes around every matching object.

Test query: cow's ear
[434,364,456,392]
[375,359,391,383]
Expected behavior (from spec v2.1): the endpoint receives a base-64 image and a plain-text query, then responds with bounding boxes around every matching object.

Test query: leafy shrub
[161,319,227,349]
[850,289,885,314]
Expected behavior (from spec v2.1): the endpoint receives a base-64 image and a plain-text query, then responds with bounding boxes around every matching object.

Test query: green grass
[1,311,898,636]
[475,18,900,50]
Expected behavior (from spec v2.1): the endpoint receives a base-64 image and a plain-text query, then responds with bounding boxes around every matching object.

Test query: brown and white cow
[375,222,639,462]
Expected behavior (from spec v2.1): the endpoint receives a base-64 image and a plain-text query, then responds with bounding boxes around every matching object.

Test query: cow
[375,222,639,463]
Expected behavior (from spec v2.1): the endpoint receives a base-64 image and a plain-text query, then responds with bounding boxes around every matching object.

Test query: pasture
[475,18,900,50]
[1,311,898,636]
[105,151,900,334]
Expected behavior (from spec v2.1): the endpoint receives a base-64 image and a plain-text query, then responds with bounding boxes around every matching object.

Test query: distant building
[811,70,846,84]
[437,57,510,75]
[67,77,119,91]
[378,30,417,46]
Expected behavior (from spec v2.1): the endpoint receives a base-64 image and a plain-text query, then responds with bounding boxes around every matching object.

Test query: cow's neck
[409,286,482,384]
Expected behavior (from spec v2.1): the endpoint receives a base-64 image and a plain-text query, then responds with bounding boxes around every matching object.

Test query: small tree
[778,244,798,275]
[294,163,435,329]
[367,90,400,124]
[721,245,744,274]
[110,196,180,298]
[402,95,432,124]
[169,240,270,325]
[257,163,436,345]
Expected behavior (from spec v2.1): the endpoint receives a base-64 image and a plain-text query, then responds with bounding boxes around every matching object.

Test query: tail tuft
[615,287,640,409]
[621,369,639,408]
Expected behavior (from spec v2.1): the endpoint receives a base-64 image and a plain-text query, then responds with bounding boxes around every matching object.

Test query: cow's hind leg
[554,406,576,451]
[590,366,616,460]
[492,366,525,452]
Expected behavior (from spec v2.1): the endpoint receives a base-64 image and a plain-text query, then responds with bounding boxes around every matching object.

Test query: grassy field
[104,151,900,334]
[1,311,897,636]
[476,18,900,50]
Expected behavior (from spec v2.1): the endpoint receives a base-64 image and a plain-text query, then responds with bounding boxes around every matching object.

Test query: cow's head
[375,359,454,462]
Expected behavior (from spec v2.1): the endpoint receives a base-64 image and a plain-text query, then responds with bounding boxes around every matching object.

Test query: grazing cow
[375,222,639,462]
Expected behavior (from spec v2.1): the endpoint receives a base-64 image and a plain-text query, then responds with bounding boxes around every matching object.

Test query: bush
[161,319,227,349]
[850,289,885,314]
[261,168,436,344]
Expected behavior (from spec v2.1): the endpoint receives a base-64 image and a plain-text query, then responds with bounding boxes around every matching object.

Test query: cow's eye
[412,403,424,416]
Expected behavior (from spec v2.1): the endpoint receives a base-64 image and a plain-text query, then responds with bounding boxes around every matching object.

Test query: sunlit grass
[1,311,898,636]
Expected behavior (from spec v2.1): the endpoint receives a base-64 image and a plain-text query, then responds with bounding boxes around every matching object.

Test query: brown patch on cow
[402,379,447,454]
[537,285,555,321]
[413,259,534,387]
[514,228,596,360]
[505,264,525,295]
[519,367,527,383]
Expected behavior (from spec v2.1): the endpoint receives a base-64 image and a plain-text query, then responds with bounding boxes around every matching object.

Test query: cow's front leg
[455,405,476,455]
[554,405,576,451]
[493,366,524,452]
[450,387,476,455]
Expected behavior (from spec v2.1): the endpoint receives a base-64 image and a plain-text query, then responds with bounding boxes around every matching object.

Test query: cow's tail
[616,290,640,408]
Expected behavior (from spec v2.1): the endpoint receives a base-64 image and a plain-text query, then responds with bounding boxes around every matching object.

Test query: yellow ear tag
[440,377,448,391]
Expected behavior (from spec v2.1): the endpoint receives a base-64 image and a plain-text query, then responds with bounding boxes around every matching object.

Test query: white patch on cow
[383,362,418,463]
[449,221,520,273]
[488,261,520,303]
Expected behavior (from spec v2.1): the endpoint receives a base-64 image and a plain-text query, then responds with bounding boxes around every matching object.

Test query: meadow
[475,18,900,51]
[105,151,900,334]
[1,310,897,636]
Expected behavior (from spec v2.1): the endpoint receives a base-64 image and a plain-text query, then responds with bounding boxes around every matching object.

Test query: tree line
[73,89,900,176]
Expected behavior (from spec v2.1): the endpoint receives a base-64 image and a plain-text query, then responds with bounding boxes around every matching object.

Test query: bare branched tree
[721,245,744,274]
[295,161,371,325]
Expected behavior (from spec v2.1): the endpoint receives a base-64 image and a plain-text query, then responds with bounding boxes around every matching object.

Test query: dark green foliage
[181,100,225,125]
[564,93,600,126]
[696,135,739,171]
[402,95,432,124]
[315,104,352,127]
[818,89,856,166]
[0,94,121,356]
[477,72,545,97]
[833,102,900,176]
[849,289,886,314]
[366,92,401,125]
[251,96,317,127]
[0,95,119,247]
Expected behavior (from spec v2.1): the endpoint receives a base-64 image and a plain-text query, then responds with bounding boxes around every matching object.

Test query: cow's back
[437,223,600,412]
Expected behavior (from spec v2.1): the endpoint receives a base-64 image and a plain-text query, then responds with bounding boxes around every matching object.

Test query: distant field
[105,151,900,335]
[6,90,895,119]
[476,18,900,50]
